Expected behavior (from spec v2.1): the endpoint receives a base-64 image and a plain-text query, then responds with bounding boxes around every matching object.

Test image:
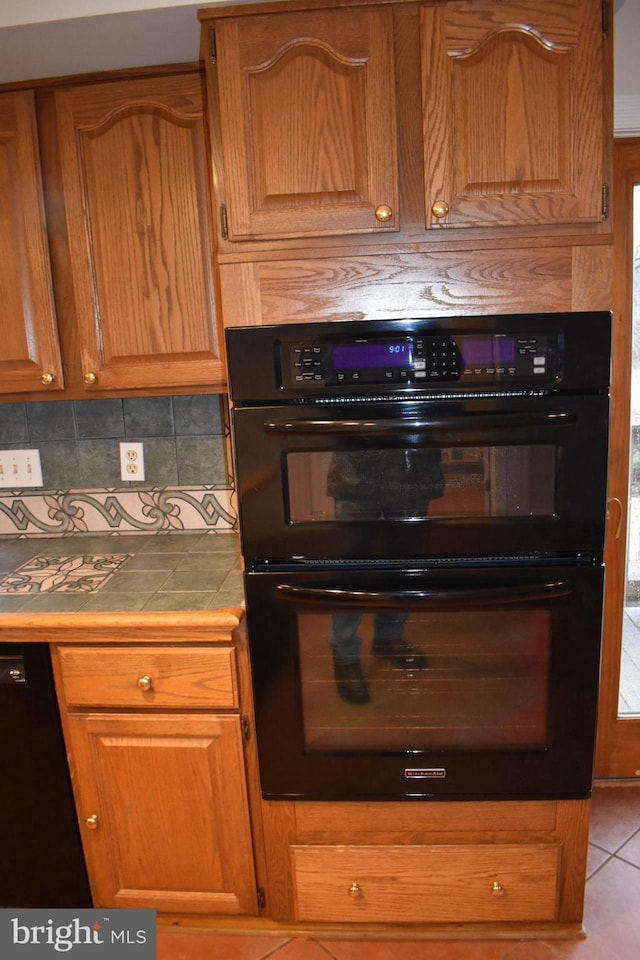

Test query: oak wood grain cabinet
[422,0,608,230]
[212,4,399,241]
[53,643,259,915]
[0,90,64,394]
[51,71,225,394]
[202,0,610,247]
[261,798,592,934]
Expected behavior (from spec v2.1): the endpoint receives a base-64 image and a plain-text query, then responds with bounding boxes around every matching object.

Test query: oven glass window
[286,446,555,522]
[297,608,550,753]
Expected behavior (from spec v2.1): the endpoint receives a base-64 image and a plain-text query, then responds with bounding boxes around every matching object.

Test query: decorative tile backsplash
[0,396,236,538]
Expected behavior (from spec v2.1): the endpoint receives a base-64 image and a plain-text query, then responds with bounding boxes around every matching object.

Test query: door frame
[595,137,640,777]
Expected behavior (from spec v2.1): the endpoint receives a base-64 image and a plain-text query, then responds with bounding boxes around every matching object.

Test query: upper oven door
[232,393,609,561]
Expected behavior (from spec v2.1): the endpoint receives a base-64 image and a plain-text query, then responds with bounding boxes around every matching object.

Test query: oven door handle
[275,581,571,608]
[263,411,575,435]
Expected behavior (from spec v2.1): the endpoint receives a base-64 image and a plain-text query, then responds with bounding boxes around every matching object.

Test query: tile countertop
[0,533,244,637]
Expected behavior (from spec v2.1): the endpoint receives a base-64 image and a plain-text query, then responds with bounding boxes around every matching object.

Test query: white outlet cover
[119,442,145,482]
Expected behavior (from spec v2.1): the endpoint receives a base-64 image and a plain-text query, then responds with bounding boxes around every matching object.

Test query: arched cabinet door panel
[54,73,224,393]
[422,0,607,229]
[214,5,399,241]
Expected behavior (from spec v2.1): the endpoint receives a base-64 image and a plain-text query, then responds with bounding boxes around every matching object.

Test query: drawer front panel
[57,646,238,709]
[292,843,559,923]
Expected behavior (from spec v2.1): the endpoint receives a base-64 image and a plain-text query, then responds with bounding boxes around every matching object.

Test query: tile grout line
[257,938,296,960]
[611,824,640,868]
[608,823,640,857]
[587,825,640,880]
[307,940,344,960]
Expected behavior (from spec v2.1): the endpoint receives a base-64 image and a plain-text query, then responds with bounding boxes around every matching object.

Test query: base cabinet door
[65,711,258,915]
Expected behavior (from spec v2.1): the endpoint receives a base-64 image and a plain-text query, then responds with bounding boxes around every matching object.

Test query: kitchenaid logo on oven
[0,910,155,958]
[405,768,446,779]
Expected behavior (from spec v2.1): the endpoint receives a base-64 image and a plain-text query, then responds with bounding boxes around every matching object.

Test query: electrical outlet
[0,449,43,488]
[119,442,145,482]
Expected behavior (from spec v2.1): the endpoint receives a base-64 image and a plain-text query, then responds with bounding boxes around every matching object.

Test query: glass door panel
[621,182,640,715]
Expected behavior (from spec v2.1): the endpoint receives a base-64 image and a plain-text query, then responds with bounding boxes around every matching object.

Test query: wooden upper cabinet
[54,73,224,392]
[213,5,399,240]
[421,0,607,229]
[0,91,64,393]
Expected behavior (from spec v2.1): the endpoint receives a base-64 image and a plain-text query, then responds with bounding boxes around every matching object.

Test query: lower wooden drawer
[291,843,560,923]
[56,645,238,709]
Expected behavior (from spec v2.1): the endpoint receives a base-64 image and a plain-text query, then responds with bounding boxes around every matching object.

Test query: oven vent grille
[297,389,550,404]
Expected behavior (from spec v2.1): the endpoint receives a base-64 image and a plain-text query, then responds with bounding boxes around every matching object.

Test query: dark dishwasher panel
[0,644,91,907]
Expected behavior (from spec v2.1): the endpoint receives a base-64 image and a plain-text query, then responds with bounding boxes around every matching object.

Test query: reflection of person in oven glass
[327,448,445,704]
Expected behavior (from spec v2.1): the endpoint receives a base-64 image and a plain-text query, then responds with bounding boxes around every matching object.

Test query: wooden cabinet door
[421,0,607,229]
[213,5,399,240]
[66,712,258,915]
[54,73,224,392]
[0,91,64,394]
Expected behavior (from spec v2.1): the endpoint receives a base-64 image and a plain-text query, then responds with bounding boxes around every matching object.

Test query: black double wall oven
[226,311,611,803]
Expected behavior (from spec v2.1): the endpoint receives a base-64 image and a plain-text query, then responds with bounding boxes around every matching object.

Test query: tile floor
[156,781,640,960]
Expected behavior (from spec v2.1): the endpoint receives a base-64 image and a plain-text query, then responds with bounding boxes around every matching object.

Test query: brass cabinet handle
[85,814,99,830]
[83,372,97,385]
[137,675,154,692]
[431,200,450,219]
[491,880,505,896]
[41,372,55,385]
[348,881,362,897]
[374,204,393,223]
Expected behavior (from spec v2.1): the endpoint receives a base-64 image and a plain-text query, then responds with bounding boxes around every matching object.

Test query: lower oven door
[244,562,604,801]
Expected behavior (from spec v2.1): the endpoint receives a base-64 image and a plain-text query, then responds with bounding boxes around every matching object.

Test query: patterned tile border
[0,554,132,594]
[0,487,237,537]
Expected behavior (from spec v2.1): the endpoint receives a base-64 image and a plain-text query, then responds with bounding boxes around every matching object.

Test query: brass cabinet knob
[137,675,153,692]
[374,204,393,223]
[85,814,99,830]
[41,372,55,385]
[83,372,97,385]
[348,881,362,898]
[491,880,505,896]
[431,200,450,219]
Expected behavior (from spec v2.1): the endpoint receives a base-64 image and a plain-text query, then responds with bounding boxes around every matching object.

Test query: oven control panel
[279,332,558,389]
